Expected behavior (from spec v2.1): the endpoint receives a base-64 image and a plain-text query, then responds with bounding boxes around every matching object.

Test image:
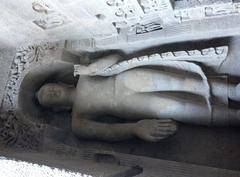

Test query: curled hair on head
[36,83,59,107]
[36,84,50,107]
[35,83,73,111]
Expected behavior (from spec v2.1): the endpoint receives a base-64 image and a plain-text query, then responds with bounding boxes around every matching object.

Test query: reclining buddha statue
[19,49,240,142]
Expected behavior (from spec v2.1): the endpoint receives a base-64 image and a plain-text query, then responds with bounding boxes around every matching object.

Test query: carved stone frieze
[0,111,44,149]
[2,0,240,48]
[32,0,72,30]
[135,22,163,34]
[137,0,173,14]
[1,43,57,111]
[106,0,143,19]
[175,2,240,22]
[97,46,228,75]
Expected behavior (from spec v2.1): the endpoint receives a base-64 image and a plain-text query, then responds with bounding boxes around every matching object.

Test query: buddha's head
[36,83,74,109]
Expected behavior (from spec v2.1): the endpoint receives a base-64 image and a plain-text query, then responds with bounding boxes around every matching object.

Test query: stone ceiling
[1,0,240,51]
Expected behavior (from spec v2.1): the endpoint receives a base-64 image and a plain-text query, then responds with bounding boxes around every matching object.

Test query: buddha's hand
[134,119,177,142]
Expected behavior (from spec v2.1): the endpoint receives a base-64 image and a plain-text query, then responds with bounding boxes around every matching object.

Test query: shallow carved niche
[0,46,71,149]
[1,43,57,112]
[11,46,240,144]
[18,61,75,127]
[0,61,75,149]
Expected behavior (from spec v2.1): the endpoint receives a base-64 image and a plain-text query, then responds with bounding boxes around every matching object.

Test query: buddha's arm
[72,118,135,141]
[72,117,177,142]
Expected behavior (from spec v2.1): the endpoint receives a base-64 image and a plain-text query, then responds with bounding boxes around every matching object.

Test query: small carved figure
[19,54,240,142]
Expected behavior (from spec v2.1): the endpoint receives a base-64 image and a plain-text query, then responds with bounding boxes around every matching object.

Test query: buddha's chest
[73,76,117,115]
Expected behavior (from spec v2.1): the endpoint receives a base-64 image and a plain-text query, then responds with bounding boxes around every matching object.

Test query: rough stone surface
[0,39,239,169]
[1,0,240,176]
[0,49,15,106]
[1,0,240,50]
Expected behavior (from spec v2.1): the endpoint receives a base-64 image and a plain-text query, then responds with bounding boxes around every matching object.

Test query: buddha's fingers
[135,119,178,142]
[157,124,177,128]
[154,126,177,132]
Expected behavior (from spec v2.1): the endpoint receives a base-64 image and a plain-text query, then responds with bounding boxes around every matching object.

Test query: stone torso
[72,75,117,117]
[71,68,211,122]
[72,69,145,119]
[72,69,153,117]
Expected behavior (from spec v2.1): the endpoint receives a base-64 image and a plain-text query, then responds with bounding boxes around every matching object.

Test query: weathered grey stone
[0,49,15,107]
[0,0,240,52]
[2,1,240,175]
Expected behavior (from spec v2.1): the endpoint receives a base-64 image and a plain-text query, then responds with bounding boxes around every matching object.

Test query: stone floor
[70,123,240,171]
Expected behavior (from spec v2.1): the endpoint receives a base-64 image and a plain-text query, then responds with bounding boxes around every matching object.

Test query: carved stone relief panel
[135,21,163,34]
[32,0,72,30]
[174,0,232,9]
[205,3,240,17]
[106,0,144,34]
[106,0,144,20]
[107,0,176,37]
[137,0,174,14]
[174,1,240,22]
[1,43,58,111]
[2,0,240,51]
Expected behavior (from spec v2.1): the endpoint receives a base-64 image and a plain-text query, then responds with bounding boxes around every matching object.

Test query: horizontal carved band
[102,46,228,74]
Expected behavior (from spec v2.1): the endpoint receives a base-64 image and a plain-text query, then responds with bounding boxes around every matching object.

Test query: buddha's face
[37,83,71,108]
